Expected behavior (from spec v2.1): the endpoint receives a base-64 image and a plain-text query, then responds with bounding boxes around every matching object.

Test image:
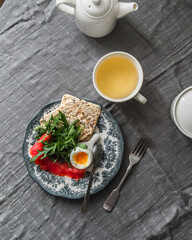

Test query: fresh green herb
[30,111,82,167]
[34,125,47,140]
[77,144,88,149]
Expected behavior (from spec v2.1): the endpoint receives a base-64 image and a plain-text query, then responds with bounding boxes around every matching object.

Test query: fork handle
[117,164,132,190]
[103,164,132,212]
[103,189,120,212]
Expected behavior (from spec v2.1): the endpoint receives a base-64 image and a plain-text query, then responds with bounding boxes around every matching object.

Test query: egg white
[70,147,93,169]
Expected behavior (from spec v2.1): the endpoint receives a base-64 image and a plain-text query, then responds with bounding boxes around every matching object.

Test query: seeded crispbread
[61,95,101,141]
[40,95,101,141]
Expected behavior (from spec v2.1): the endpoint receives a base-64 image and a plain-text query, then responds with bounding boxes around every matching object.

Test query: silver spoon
[81,143,103,213]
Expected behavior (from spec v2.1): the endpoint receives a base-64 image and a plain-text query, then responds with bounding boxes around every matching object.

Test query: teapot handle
[56,0,76,15]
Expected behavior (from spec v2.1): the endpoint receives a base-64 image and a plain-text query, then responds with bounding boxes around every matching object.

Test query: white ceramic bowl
[170,86,192,138]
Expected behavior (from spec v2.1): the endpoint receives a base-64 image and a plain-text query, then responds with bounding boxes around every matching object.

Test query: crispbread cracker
[41,95,101,141]
[61,95,101,139]
[61,94,81,106]
[80,99,101,129]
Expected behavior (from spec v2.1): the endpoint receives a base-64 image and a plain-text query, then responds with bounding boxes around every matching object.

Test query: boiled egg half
[70,147,93,169]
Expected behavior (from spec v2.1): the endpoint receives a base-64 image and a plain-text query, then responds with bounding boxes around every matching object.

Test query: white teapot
[56,0,138,38]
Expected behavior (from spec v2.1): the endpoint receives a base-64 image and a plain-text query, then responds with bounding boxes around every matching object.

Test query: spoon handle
[81,172,94,213]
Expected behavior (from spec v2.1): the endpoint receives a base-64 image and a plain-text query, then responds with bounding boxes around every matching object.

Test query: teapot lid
[81,0,112,18]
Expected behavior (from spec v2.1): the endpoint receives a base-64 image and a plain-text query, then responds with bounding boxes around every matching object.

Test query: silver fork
[103,136,149,212]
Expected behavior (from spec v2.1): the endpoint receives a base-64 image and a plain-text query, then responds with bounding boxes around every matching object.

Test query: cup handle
[134,93,147,104]
[56,0,76,15]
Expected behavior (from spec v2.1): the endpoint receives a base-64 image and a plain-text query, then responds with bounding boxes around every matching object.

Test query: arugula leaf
[30,151,43,162]
[78,144,88,149]
[35,125,46,140]
[59,111,69,127]
[31,111,82,167]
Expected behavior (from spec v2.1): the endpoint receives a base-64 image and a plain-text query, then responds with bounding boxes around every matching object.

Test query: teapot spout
[117,2,138,19]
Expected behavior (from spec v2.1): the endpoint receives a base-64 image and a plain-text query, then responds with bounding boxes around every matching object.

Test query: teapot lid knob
[81,0,111,18]
[92,0,101,4]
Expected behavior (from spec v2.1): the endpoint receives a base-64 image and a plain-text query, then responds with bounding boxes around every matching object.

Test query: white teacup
[92,52,147,104]
[170,86,192,138]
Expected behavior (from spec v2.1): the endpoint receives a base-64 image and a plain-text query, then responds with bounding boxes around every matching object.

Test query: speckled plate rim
[22,99,124,199]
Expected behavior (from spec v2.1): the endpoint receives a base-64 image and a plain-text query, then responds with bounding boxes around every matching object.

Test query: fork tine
[131,136,146,154]
[135,136,148,155]
[138,137,149,157]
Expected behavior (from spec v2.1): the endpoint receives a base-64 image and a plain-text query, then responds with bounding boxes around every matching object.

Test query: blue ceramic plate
[22,100,124,199]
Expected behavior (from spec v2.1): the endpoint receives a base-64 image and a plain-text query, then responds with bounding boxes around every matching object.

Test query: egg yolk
[73,152,88,165]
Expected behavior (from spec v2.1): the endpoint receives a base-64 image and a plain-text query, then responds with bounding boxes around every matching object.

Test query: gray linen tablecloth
[1,0,192,239]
